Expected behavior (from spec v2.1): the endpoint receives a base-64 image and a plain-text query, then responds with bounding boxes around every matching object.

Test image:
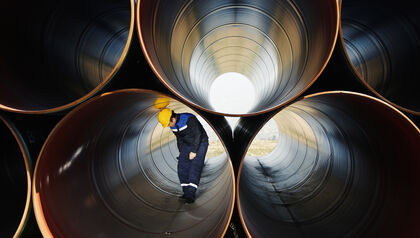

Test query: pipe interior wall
[341,0,420,114]
[138,0,338,115]
[237,92,420,238]
[0,116,31,237]
[33,89,235,238]
[0,0,133,113]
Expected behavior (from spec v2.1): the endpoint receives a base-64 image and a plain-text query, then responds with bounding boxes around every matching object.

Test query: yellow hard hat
[158,108,172,128]
[154,97,170,109]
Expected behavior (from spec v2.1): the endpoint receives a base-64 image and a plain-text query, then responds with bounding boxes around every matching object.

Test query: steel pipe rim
[0,0,135,114]
[0,115,32,237]
[236,91,420,237]
[33,89,235,238]
[136,0,339,116]
[339,0,420,115]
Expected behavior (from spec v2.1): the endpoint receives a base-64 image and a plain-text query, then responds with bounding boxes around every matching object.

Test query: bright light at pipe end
[209,72,256,115]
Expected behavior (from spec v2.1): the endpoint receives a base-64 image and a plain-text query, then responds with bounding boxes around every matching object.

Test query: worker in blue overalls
[158,108,209,203]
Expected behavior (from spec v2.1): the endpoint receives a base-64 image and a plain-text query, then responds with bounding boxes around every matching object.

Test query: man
[158,108,209,203]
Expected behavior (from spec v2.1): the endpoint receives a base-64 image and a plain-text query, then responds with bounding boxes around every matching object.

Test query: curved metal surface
[33,89,235,238]
[0,115,32,237]
[340,0,420,115]
[0,0,134,113]
[137,0,339,116]
[236,91,420,237]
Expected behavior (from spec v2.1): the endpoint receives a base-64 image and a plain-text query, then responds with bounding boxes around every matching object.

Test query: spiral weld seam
[32,89,235,238]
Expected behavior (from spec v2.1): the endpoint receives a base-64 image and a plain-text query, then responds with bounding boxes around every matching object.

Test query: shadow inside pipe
[138,0,338,115]
[341,0,420,114]
[237,92,420,238]
[33,89,235,237]
[0,0,133,112]
[0,116,31,237]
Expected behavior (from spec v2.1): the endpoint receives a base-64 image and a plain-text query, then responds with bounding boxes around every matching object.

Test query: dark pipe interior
[237,92,420,238]
[138,0,338,115]
[341,0,420,113]
[0,0,133,113]
[0,116,30,237]
[33,89,234,238]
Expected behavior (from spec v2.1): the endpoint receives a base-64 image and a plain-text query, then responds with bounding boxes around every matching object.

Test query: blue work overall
[177,142,208,200]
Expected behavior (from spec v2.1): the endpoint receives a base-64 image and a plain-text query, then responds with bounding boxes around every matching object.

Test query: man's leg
[185,141,209,201]
[177,146,192,196]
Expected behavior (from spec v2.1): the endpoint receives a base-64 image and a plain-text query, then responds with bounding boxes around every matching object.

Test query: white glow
[225,117,239,131]
[209,72,256,114]
[58,145,84,174]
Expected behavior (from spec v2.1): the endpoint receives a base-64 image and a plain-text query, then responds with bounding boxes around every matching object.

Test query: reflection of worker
[158,108,209,203]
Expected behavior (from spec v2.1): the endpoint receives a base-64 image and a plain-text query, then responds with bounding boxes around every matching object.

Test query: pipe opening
[33,89,235,237]
[246,119,279,157]
[0,116,31,237]
[238,92,420,237]
[138,0,338,115]
[209,72,256,114]
[0,0,133,113]
[341,0,420,113]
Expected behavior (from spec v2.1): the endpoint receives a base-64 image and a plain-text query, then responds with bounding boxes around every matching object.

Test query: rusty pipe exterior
[0,0,134,114]
[137,0,339,116]
[340,0,420,115]
[235,91,420,238]
[0,115,32,237]
[32,89,235,238]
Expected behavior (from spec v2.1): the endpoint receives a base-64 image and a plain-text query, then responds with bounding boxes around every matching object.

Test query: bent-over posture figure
[158,108,209,203]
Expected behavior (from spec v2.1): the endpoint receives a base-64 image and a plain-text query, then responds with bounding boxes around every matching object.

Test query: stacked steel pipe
[32,90,235,237]
[235,92,420,237]
[0,116,32,237]
[0,0,419,237]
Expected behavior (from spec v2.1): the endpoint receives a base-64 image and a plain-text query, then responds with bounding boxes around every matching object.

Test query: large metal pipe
[0,115,32,237]
[137,0,339,116]
[0,0,134,113]
[236,91,420,237]
[340,0,420,115]
[32,89,235,237]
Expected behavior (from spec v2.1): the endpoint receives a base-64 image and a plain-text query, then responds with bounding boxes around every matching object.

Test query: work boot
[184,197,195,204]
[178,194,194,203]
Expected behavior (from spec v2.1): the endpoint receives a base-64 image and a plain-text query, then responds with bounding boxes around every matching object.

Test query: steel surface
[0,0,134,113]
[137,0,339,116]
[0,115,32,237]
[236,91,420,237]
[32,89,235,238]
[340,0,420,115]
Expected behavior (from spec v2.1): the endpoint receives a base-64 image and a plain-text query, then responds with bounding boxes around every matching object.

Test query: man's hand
[189,152,196,160]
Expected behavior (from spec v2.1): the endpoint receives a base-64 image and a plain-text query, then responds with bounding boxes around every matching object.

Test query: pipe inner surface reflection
[0,116,31,238]
[238,92,420,238]
[341,0,420,114]
[0,0,133,113]
[138,0,338,115]
[33,89,234,238]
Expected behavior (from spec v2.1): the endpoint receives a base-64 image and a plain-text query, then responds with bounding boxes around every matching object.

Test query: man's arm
[188,116,202,154]
[176,134,183,152]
